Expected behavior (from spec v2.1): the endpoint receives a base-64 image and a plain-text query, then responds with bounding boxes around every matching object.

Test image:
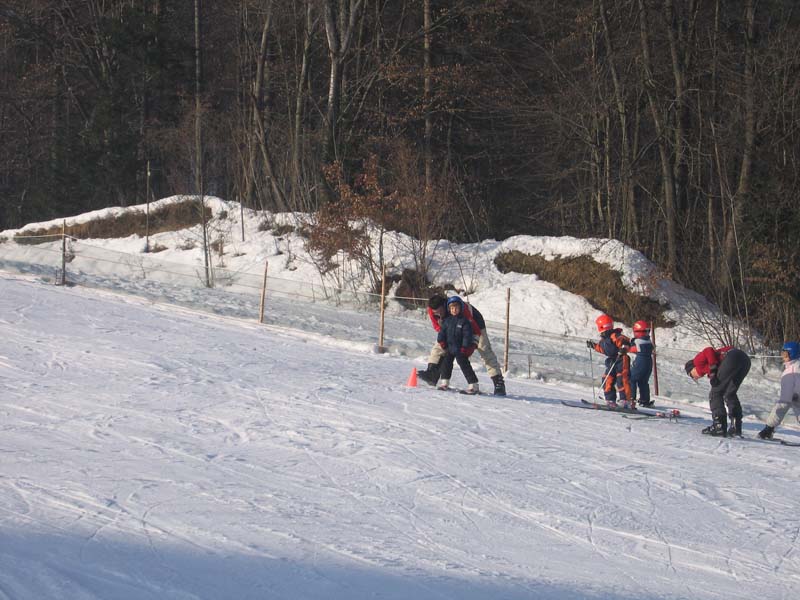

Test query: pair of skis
[561,398,680,419]
[564,399,800,446]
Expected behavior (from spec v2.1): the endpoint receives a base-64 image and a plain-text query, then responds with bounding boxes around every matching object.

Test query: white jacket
[779,358,800,404]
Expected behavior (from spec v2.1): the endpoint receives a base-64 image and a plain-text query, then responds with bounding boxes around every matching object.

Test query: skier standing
[435,296,480,394]
[685,346,751,437]
[628,320,654,407]
[586,314,633,408]
[418,293,506,395]
[758,341,800,440]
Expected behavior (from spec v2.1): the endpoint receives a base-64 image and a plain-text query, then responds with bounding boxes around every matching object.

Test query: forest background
[1,0,798,345]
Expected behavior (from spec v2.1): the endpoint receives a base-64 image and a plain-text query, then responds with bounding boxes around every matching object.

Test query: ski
[568,399,637,414]
[560,399,675,419]
[731,435,800,447]
[437,386,482,396]
[579,398,680,418]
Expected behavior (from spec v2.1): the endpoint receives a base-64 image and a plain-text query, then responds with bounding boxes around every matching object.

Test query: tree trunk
[321,0,363,164]
[292,1,314,210]
[598,0,636,242]
[638,0,677,275]
[423,0,432,190]
[664,0,695,217]
[721,0,756,290]
[195,0,210,287]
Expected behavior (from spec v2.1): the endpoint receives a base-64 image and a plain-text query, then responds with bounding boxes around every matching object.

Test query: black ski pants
[708,348,750,423]
[441,351,479,385]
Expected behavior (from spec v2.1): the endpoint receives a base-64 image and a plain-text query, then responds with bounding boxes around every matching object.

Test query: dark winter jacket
[592,328,630,368]
[437,313,476,356]
[428,303,485,335]
[629,335,653,380]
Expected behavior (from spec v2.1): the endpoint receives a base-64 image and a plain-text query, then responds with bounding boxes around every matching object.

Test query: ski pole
[599,355,621,400]
[588,348,596,401]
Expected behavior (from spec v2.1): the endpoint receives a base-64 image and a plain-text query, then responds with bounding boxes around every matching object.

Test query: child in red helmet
[628,321,654,407]
[586,314,633,408]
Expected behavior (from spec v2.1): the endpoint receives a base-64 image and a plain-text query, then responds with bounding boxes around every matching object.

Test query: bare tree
[321,0,364,163]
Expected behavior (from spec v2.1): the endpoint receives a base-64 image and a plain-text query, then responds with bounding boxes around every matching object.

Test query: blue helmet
[446,295,463,310]
[782,341,800,361]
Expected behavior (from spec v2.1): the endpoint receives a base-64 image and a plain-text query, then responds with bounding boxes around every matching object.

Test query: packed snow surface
[1,275,799,600]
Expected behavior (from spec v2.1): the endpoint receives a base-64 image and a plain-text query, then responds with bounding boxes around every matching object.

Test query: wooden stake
[145,159,151,252]
[60,220,66,286]
[504,287,511,373]
[258,259,269,323]
[651,320,659,396]
[378,263,387,353]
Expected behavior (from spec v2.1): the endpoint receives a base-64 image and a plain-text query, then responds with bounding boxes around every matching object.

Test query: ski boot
[491,374,506,396]
[436,379,450,391]
[758,425,775,440]
[727,407,743,436]
[702,415,728,437]
[462,383,480,395]
[727,418,743,437]
[417,363,441,386]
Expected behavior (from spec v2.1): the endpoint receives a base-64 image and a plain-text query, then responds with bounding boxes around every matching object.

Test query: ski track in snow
[1,275,799,600]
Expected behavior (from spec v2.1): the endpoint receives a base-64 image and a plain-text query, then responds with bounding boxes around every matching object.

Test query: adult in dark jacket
[418,293,505,395]
[685,346,751,437]
[435,296,480,394]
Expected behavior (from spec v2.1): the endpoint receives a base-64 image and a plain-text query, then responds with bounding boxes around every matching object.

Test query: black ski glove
[709,365,719,386]
[586,340,595,349]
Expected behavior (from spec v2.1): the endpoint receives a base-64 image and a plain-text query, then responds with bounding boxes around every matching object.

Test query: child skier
[586,314,633,408]
[628,320,654,407]
[436,296,480,394]
[758,341,800,440]
[418,293,505,395]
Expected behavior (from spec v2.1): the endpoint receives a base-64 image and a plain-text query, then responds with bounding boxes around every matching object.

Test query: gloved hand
[461,345,476,358]
[586,340,595,349]
[618,346,628,355]
[438,341,447,350]
[709,365,719,386]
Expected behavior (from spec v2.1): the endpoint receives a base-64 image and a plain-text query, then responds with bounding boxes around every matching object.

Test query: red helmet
[595,314,614,332]
[633,320,650,333]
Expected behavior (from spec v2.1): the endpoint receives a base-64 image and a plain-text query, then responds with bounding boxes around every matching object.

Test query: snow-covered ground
[2,274,799,600]
[0,196,784,404]
[1,198,797,598]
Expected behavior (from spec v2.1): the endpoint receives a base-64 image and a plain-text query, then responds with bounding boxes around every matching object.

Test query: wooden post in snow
[145,160,151,252]
[59,220,66,286]
[651,321,659,396]
[258,259,269,323]
[378,263,387,353]
[504,287,511,373]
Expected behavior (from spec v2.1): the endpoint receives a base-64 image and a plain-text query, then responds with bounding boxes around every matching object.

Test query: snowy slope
[1,276,799,600]
[0,195,753,351]
[0,196,787,419]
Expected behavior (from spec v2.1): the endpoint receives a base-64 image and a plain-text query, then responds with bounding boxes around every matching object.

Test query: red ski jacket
[691,346,733,377]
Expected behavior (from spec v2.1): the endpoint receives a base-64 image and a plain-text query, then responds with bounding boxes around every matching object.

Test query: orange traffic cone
[406,367,418,387]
